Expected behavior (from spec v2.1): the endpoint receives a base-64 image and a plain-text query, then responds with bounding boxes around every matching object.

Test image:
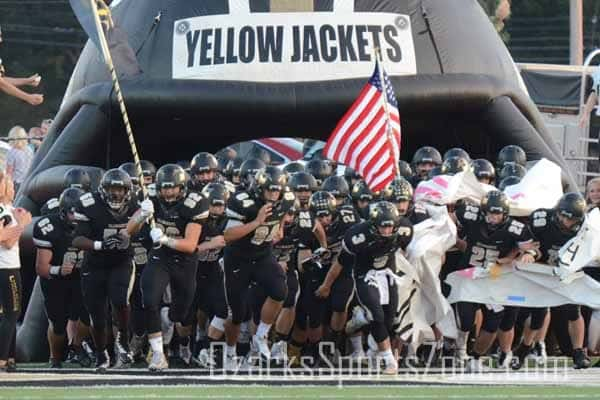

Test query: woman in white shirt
[0,173,31,372]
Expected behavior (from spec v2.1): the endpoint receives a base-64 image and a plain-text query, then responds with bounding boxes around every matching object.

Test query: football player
[33,188,86,368]
[222,167,294,367]
[512,193,590,370]
[410,146,442,187]
[128,164,209,371]
[72,169,140,371]
[338,201,413,374]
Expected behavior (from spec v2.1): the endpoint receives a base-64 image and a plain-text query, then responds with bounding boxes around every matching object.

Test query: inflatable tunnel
[16,0,577,361]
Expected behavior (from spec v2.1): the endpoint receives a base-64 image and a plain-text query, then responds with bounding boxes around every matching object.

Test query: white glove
[140,199,154,219]
[313,247,331,260]
[150,227,166,245]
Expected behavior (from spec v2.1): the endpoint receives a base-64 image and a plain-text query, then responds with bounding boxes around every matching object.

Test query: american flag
[323,60,401,192]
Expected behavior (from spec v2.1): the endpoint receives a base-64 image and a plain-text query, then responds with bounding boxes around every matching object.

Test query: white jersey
[0,204,20,269]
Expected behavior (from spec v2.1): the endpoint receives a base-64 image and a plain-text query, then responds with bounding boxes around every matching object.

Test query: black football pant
[41,276,87,335]
[142,253,197,334]
[223,250,287,325]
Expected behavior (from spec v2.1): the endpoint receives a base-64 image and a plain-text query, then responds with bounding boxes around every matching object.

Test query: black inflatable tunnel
[16,0,576,360]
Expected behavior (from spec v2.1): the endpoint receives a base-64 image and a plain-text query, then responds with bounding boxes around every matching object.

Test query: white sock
[456,330,469,351]
[256,322,272,339]
[379,349,396,367]
[149,336,163,354]
[226,345,236,357]
[350,335,363,352]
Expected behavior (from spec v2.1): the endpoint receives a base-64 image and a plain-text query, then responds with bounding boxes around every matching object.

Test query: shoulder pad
[531,209,548,228]
[45,197,60,211]
[508,219,526,236]
[80,192,95,208]
[460,203,480,222]
[184,191,203,209]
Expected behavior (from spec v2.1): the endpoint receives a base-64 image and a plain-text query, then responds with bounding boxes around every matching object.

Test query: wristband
[49,265,61,278]
[164,237,177,249]
[93,241,102,251]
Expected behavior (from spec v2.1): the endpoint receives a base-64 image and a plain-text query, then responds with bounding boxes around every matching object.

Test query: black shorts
[40,277,86,334]
[354,271,399,336]
[142,251,198,333]
[195,262,228,320]
[223,249,287,324]
[454,302,504,333]
[516,307,548,330]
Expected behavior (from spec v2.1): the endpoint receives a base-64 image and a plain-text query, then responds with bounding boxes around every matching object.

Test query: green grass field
[0,385,598,400]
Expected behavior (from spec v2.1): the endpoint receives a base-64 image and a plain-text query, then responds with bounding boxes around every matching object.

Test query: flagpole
[89,0,151,204]
[374,47,401,181]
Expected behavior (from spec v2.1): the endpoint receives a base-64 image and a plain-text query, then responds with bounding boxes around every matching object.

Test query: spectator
[6,126,34,194]
[0,25,44,105]
[28,127,44,152]
[580,67,600,128]
[40,118,53,136]
[0,172,32,372]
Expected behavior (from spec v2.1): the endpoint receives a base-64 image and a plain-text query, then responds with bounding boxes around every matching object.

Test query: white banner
[172,12,417,82]
[394,207,458,343]
[557,208,600,275]
[413,169,490,206]
[446,264,600,308]
[503,158,563,217]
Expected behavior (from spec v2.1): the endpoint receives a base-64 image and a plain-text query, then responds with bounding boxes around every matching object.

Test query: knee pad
[210,317,226,332]
[455,302,477,332]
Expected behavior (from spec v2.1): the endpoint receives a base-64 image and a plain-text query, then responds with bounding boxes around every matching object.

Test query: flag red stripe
[362,140,391,183]
[332,91,382,162]
[354,123,387,174]
[343,108,386,167]
[324,84,373,158]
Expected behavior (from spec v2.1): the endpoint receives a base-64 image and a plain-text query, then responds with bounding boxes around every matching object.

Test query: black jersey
[273,210,319,270]
[529,208,577,265]
[74,192,138,267]
[225,189,296,260]
[198,215,228,264]
[456,202,532,269]
[150,191,209,261]
[33,214,84,280]
[338,220,413,277]
[320,204,359,267]
[40,197,60,215]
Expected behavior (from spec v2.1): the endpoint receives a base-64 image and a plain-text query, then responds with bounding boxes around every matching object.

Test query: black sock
[273,332,290,343]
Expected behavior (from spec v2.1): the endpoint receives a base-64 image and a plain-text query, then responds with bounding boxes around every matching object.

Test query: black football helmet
[229,158,244,184]
[382,177,413,202]
[190,152,218,174]
[305,159,333,185]
[140,160,157,183]
[58,187,84,226]
[472,159,495,182]
[283,162,305,176]
[351,180,373,203]
[480,190,510,229]
[498,175,521,191]
[554,192,586,233]
[441,156,470,175]
[322,176,350,204]
[443,147,471,162]
[99,168,133,212]
[156,164,188,205]
[343,166,361,187]
[398,160,413,179]
[498,163,527,181]
[240,158,266,189]
[202,182,230,207]
[309,191,337,217]
[119,162,140,187]
[63,168,92,192]
[253,166,287,201]
[369,201,401,237]
[289,171,318,207]
[497,145,527,170]
[412,146,442,167]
